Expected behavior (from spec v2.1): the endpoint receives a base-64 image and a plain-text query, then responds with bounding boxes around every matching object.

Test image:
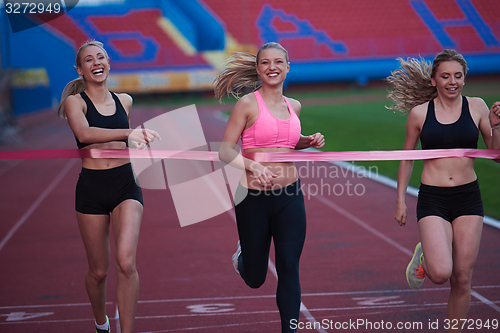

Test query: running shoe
[96,328,110,333]
[406,242,426,289]
[232,241,241,275]
[95,316,110,333]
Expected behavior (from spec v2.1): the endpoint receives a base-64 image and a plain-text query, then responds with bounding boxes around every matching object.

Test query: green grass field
[136,78,500,220]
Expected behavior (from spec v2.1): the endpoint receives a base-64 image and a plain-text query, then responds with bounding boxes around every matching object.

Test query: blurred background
[1,0,499,118]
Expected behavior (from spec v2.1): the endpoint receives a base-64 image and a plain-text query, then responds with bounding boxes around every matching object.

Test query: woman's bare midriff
[421,157,477,187]
[243,147,298,190]
[80,141,130,170]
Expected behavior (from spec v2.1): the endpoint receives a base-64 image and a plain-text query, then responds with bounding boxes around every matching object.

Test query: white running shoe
[232,241,241,275]
[406,242,426,289]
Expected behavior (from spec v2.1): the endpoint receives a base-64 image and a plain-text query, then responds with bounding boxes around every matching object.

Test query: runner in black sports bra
[57,41,160,333]
[74,91,143,215]
[418,96,483,224]
[76,91,129,148]
[420,96,478,150]
[389,50,500,331]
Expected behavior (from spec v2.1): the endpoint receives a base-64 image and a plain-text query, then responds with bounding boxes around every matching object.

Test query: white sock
[95,316,109,330]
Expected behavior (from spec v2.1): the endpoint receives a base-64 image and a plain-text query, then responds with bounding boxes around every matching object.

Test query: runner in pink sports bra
[241,90,301,150]
[215,43,325,333]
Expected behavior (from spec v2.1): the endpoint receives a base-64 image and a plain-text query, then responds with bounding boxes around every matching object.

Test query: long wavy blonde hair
[213,42,289,102]
[386,49,468,114]
[57,40,110,118]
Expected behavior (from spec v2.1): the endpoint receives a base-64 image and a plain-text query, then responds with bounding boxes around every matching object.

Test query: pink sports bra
[241,91,301,150]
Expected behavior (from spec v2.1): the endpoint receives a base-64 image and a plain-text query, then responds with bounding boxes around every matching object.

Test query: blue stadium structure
[1,0,499,115]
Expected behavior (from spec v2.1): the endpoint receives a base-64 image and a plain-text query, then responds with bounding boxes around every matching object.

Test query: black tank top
[76,91,130,149]
[420,96,478,150]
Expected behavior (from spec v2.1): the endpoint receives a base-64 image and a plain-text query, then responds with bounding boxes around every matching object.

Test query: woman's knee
[275,243,302,276]
[115,255,137,278]
[426,264,452,285]
[450,270,472,293]
[243,269,267,289]
[88,267,108,284]
[246,279,265,289]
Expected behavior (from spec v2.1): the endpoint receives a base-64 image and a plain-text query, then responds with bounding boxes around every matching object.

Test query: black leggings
[234,180,306,333]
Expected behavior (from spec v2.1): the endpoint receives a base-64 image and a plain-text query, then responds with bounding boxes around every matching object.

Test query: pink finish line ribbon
[0,148,499,161]
[0,149,218,161]
[243,149,500,162]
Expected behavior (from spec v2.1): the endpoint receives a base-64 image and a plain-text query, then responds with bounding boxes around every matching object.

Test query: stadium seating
[202,0,500,60]
[2,0,499,114]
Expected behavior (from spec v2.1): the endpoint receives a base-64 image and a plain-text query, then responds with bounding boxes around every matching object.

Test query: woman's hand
[307,132,325,149]
[129,128,161,149]
[490,101,500,128]
[249,162,277,189]
[394,201,408,226]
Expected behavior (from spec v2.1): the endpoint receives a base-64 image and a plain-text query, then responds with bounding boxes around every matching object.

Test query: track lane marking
[0,159,77,252]
[3,300,498,325]
[471,290,500,313]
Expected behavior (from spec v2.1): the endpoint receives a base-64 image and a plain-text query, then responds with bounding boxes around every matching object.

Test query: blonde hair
[213,42,289,102]
[57,40,110,117]
[386,49,468,114]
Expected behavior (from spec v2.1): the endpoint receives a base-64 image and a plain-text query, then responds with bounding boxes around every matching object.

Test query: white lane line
[0,302,104,310]
[115,305,121,333]
[471,290,500,313]
[0,159,77,252]
[310,192,413,257]
[4,300,497,327]
[3,285,498,309]
[129,284,493,305]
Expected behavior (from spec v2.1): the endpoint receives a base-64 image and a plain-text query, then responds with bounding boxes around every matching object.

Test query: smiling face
[431,60,465,99]
[255,47,290,86]
[76,45,110,83]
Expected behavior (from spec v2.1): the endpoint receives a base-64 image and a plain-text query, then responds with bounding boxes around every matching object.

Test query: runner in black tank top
[76,91,129,148]
[57,41,160,333]
[388,50,500,333]
[420,96,478,150]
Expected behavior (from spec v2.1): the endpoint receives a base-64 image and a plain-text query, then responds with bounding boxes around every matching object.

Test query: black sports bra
[76,91,129,149]
[420,96,478,150]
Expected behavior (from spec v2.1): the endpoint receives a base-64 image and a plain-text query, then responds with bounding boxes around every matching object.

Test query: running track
[0,105,499,333]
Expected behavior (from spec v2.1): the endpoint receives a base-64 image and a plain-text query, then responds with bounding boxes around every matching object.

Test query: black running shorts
[76,163,143,215]
[417,180,483,223]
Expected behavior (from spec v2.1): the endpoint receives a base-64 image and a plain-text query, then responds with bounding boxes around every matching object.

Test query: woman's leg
[273,186,307,333]
[446,215,483,333]
[111,199,143,333]
[418,216,454,284]
[235,191,272,288]
[77,212,111,326]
